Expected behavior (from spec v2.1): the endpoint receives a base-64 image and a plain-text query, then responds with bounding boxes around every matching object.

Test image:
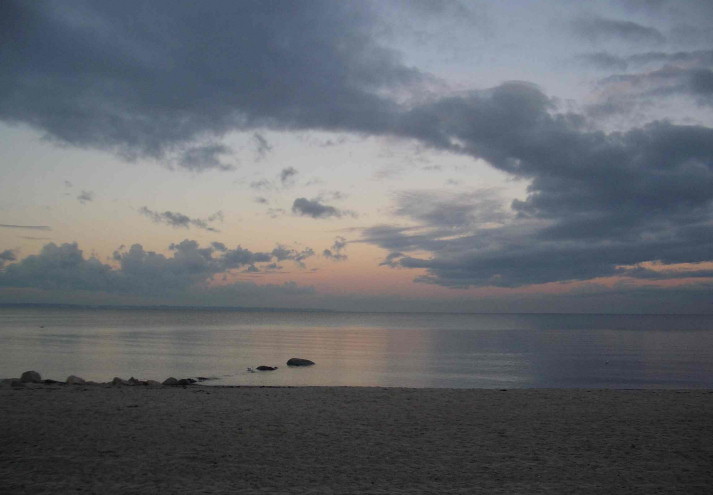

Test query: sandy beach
[1,384,712,494]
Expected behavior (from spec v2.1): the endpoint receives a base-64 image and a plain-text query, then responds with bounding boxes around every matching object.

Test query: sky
[1,0,712,313]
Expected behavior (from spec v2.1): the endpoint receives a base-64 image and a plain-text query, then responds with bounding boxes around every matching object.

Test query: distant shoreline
[2,302,711,316]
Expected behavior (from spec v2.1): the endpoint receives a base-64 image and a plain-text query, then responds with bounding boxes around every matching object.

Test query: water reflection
[1,307,712,388]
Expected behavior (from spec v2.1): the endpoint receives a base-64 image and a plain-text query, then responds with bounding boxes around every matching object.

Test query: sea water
[1,306,712,388]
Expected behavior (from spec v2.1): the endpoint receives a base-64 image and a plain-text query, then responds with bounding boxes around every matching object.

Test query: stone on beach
[66,375,86,385]
[112,377,130,386]
[162,377,179,386]
[256,366,278,371]
[20,371,42,383]
[286,358,315,366]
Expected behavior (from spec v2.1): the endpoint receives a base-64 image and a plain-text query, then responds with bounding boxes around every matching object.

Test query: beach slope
[1,386,712,493]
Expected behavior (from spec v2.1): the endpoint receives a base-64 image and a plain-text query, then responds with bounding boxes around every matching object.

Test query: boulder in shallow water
[256,366,278,371]
[162,377,178,386]
[286,358,315,367]
[20,371,42,383]
[66,375,86,385]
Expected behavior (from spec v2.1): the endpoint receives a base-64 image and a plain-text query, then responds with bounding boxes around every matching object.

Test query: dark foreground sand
[1,385,712,494]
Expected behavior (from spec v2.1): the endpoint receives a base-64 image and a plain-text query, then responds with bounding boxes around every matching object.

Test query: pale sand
[1,386,712,494]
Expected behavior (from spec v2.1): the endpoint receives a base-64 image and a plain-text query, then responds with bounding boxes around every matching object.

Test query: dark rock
[256,366,278,371]
[20,370,42,383]
[43,379,62,385]
[162,377,178,386]
[112,377,129,386]
[177,378,196,386]
[286,358,315,366]
[196,376,209,382]
[11,379,25,388]
[66,375,86,385]
[128,377,145,386]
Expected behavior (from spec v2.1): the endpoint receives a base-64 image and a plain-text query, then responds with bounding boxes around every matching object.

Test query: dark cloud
[571,16,666,44]
[590,68,713,117]
[393,190,510,231]
[361,82,713,288]
[279,167,298,186]
[211,241,227,252]
[292,198,350,219]
[627,50,713,67]
[0,224,52,231]
[0,1,417,167]
[138,207,223,232]
[615,263,713,280]
[586,49,713,116]
[271,245,315,268]
[0,249,16,269]
[323,236,348,261]
[176,143,234,171]
[76,190,94,204]
[2,1,712,295]
[0,240,315,295]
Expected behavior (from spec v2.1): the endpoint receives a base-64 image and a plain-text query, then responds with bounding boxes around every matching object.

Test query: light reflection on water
[1,307,712,388]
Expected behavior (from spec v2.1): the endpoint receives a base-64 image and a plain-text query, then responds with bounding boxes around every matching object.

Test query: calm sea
[1,306,712,389]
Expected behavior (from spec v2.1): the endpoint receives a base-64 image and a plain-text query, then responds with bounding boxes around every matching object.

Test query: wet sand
[1,385,712,493]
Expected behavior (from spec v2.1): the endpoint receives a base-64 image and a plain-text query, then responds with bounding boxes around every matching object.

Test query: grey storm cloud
[0,240,315,295]
[595,66,713,109]
[292,198,346,219]
[578,49,713,73]
[362,82,713,288]
[176,143,235,171]
[584,49,713,116]
[2,1,712,289]
[138,207,223,232]
[393,190,510,231]
[0,0,416,168]
[571,16,666,44]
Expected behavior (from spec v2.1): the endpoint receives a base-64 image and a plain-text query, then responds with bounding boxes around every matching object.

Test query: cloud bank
[0,240,315,297]
[0,0,415,168]
[2,1,711,296]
